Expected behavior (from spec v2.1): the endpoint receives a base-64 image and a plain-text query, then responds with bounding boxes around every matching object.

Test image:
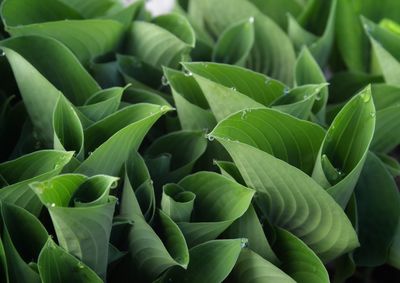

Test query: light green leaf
[274,228,329,283]
[38,238,102,283]
[210,139,359,262]
[162,239,244,283]
[0,150,73,215]
[177,172,254,247]
[76,104,172,176]
[213,18,255,65]
[210,107,325,174]
[312,86,376,207]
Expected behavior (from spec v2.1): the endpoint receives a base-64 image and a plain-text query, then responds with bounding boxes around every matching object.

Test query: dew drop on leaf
[161,75,169,86]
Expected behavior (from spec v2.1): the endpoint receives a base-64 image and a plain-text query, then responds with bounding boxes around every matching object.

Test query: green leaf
[200,0,296,84]
[162,239,244,283]
[364,18,400,86]
[271,84,327,120]
[31,174,118,279]
[183,62,285,121]
[58,0,122,18]
[2,0,125,65]
[1,202,48,283]
[274,228,329,283]
[371,105,400,153]
[210,108,325,175]
[144,131,207,185]
[76,103,172,176]
[288,0,337,66]
[124,210,189,282]
[124,19,193,69]
[377,153,400,177]
[312,86,376,207]
[78,87,125,122]
[0,150,73,215]
[295,47,328,121]
[161,183,195,223]
[38,238,102,283]
[0,36,100,143]
[176,172,254,247]
[353,153,400,266]
[212,18,255,65]
[163,67,216,131]
[228,248,296,283]
[388,221,400,269]
[222,204,279,264]
[210,138,359,262]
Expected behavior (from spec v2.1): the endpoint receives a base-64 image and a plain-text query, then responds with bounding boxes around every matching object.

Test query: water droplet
[315,92,322,101]
[206,134,215,141]
[360,91,371,103]
[241,110,247,120]
[77,262,85,269]
[50,203,56,207]
[160,105,170,112]
[110,180,118,189]
[370,111,376,118]
[240,238,249,248]
[161,75,169,86]
[230,87,237,92]
[183,68,192,77]
[248,17,254,24]
[283,87,290,95]
[0,50,5,56]
[149,180,154,185]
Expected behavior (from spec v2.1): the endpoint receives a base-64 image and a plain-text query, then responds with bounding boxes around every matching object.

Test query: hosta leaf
[144,131,207,186]
[274,228,329,283]
[353,153,400,266]
[212,18,255,66]
[377,153,400,177]
[78,87,125,122]
[124,19,192,69]
[312,86,376,207]
[38,238,102,283]
[120,151,156,222]
[371,83,400,111]
[248,0,303,29]
[295,47,328,121]
[363,18,400,86]
[124,210,189,282]
[175,172,254,247]
[193,0,295,84]
[117,54,163,90]
[53,95,84,159]
[210,139,359,262]
[210,108,325,175]
[161,183,195,223]
[288,0,337,66]
[0,150,73,215]
[228,249,296,283]
[58,0,122,18]
[76,104,172,176]
[271,84,327,120]
[123,88,171,107]
[161,239,243,283]
[222,205,279,264]
[152,13,196,47]
[2,0,125,65]
[1,202,48,283]
[183,62,284,121]
[371,105,400,153]
[1,0,82,25]
[31,174,117,278]
[164,67,216,131]
[214,160,246,185]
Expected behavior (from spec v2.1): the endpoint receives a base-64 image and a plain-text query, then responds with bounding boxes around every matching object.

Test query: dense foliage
[0,0,399,282]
